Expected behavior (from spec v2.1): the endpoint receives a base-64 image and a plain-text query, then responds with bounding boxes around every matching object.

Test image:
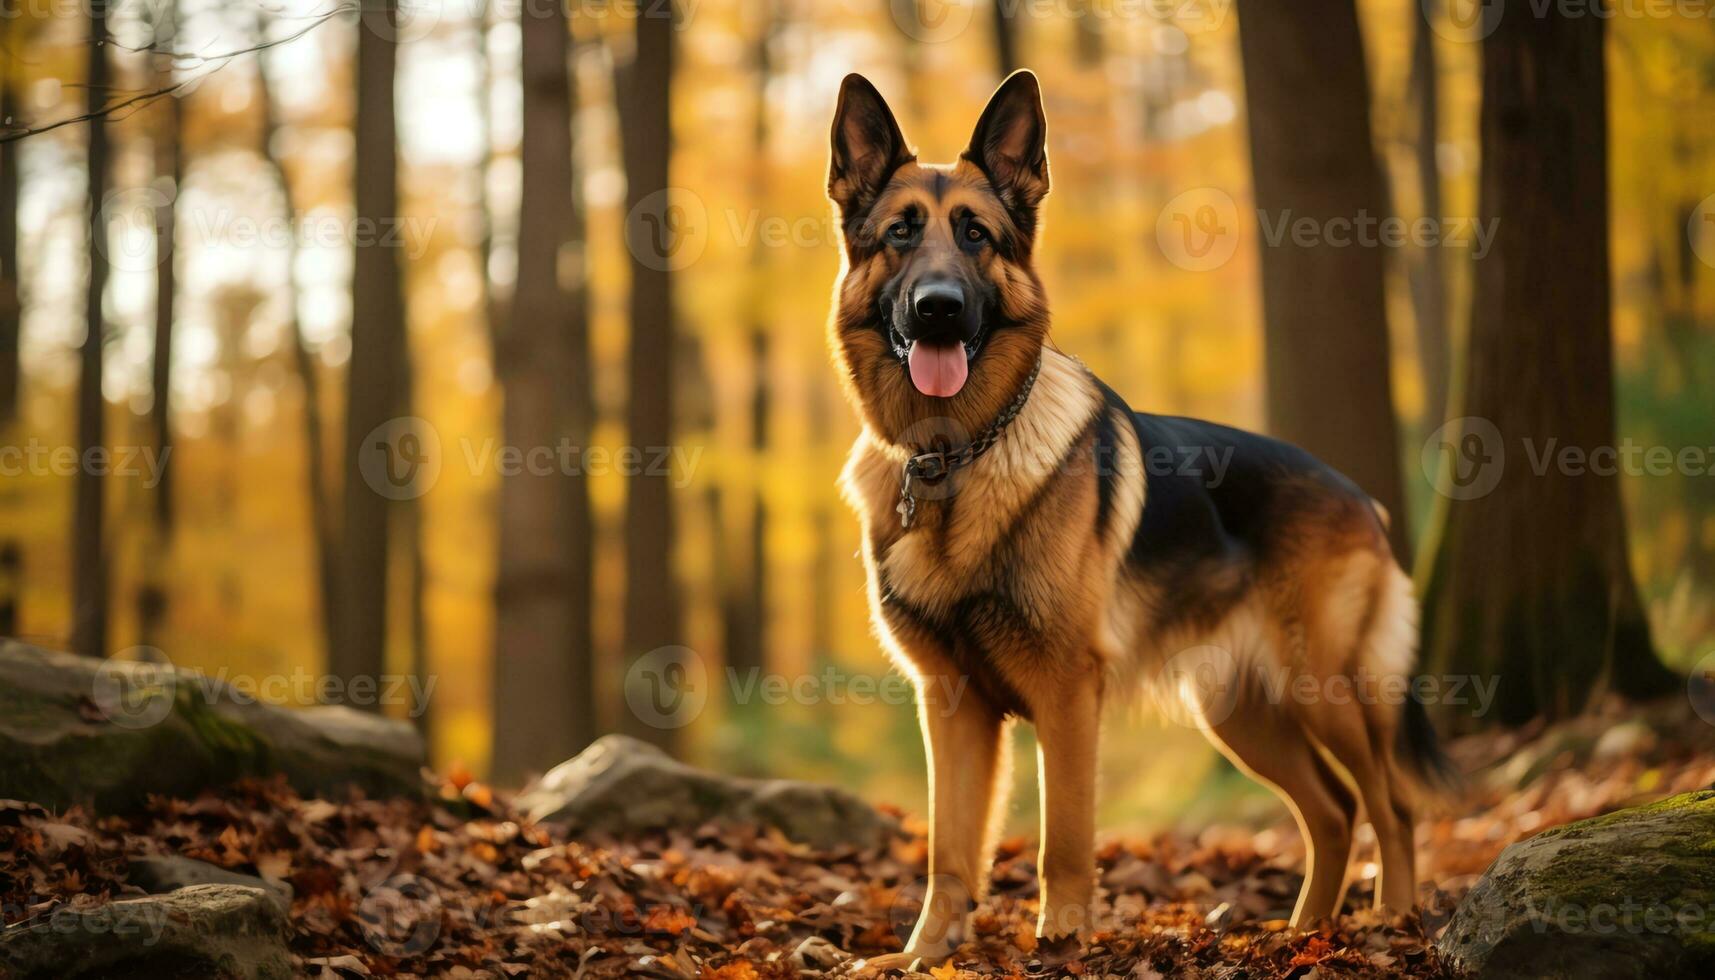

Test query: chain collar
[896,357,1042,529]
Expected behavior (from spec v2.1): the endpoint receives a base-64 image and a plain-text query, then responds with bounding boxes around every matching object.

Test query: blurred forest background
[1,0,1712,832]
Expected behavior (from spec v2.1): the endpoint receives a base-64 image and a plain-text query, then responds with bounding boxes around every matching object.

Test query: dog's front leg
[1034,670,1100,949]
[867,676,1004,970]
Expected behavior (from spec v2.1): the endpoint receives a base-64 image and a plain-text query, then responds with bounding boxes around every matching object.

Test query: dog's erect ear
[828,74,914,219]
[963,70,1049,215]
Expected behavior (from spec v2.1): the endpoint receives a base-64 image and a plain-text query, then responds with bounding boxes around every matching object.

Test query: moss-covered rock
[0,641,425,813]
[516,734,896,850]
[0,884,293,979]
[1437,789,1715,979]
[127,855,293,914]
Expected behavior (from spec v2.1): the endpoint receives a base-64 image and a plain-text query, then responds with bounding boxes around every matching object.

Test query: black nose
[912,281,964,324]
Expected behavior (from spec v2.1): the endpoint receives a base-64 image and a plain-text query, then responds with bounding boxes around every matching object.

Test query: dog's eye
[886,221,913,245]
[965,223,988,244]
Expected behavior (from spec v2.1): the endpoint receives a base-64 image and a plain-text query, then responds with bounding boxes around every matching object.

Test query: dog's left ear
[963,70,1049,216]
[829,74,914,220]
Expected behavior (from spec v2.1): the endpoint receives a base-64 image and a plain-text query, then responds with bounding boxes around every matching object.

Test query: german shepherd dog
[826,71,1448,968]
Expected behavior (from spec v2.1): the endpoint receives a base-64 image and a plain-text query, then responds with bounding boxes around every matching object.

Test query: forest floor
[5,697,1714,979]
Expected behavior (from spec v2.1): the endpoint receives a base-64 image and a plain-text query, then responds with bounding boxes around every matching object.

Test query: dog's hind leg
[1305,565,1421,913]
[1306,695,1416,913]
[1206,694,1357,926]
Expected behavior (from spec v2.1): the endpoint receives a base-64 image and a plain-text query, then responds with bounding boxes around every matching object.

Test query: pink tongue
[907,341,969,397]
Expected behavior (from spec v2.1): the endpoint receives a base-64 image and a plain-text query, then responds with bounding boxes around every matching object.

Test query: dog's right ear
[828,74,913,219]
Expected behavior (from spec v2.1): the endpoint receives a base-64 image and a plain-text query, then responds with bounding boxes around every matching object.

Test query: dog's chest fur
[840,352,1143,712]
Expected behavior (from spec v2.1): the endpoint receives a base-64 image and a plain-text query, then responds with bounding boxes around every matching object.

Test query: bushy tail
[1396,689,1461,796]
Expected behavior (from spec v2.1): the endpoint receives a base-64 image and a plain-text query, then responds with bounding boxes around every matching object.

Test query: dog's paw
[848,947,953,975]
[1030,931,1085,970]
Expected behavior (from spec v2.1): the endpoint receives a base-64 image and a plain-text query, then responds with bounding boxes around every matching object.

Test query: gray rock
[0,883,293,980]
[0,640,425,813]
[1437,789,1715,979]
[516,734,895,850]
[127,855,293,913]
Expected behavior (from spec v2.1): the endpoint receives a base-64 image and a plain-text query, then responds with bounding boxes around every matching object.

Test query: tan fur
[828,73,1425,968]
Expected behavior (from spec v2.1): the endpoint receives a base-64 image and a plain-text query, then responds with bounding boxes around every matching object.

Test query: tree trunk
[991,0,1019,77]
[489,0,597,784]
[1418,5,1678,728]
[0,39,19,427]
[0,29,21,639]
[1407,0,1449,432]
[334,0,406,692]
[617,6,682,747]
[1069,0,1102,67]
[475,7,506,336]
[808,387,836,658]
[724,14,774,681]
[255,13,338,662]
[400,357,432,746]
[1235,0,1411,562]
[74,6,110,657]
[139,1,181,650]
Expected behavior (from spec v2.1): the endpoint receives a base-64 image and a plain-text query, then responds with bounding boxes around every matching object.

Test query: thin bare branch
[0,7,347,144]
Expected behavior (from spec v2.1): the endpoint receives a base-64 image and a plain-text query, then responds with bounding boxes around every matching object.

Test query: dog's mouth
[889,325,985,399]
